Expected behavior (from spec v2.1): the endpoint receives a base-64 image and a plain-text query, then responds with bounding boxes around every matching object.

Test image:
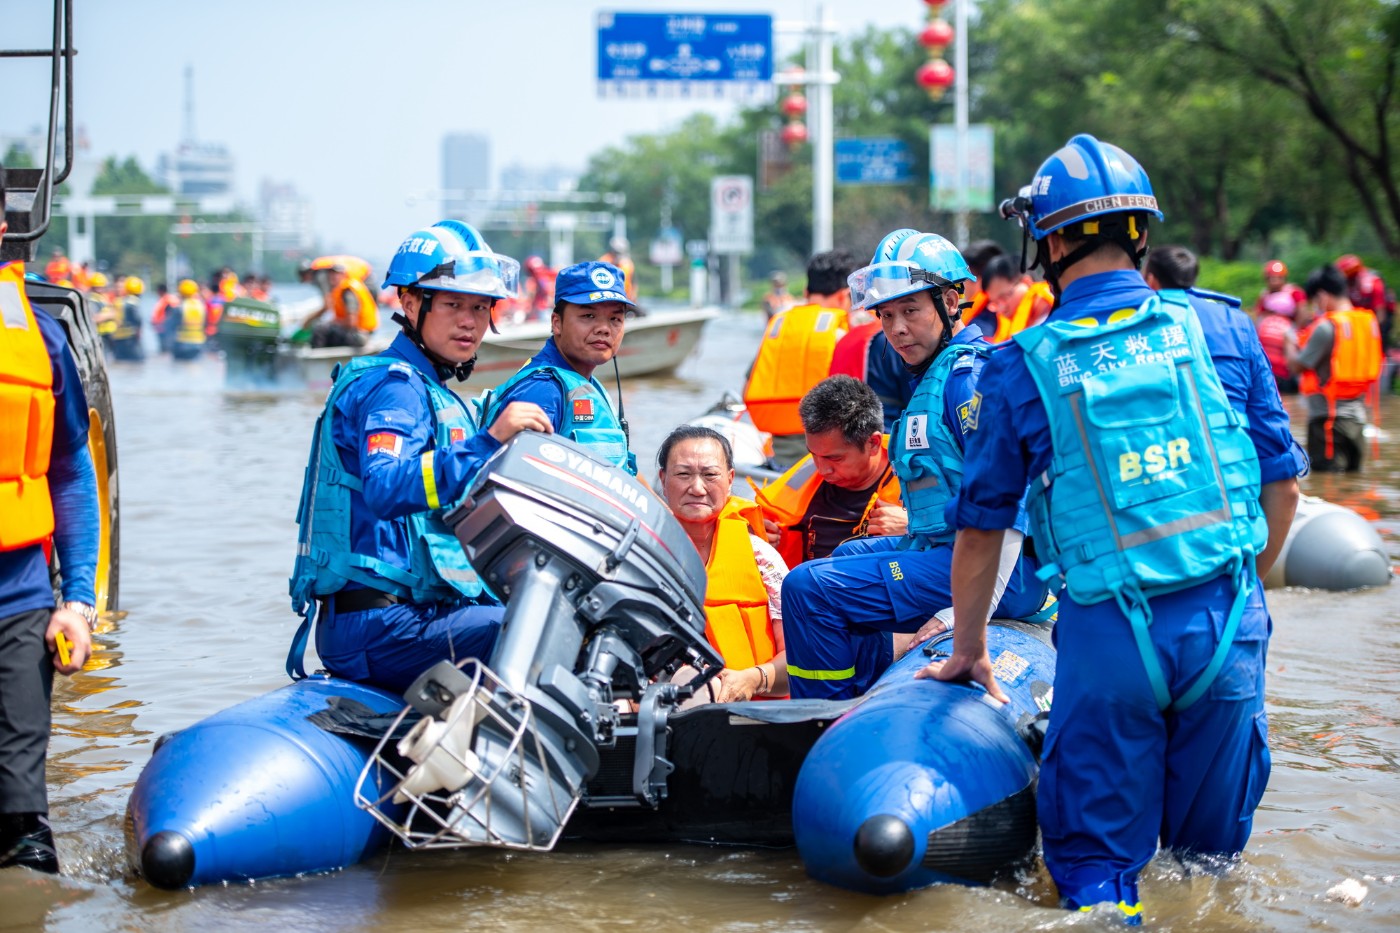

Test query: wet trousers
[1039,575,1272,920]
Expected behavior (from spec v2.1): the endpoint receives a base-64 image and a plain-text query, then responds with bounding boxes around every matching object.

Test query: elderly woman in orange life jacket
[657,424,789,703]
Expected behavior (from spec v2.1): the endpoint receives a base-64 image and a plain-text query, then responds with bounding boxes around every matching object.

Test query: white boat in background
[224,303,720,392]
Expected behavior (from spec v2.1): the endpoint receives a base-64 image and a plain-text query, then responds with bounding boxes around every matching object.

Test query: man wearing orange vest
[308,264,379,349]
[1291,264,1383,472]
[980,255,1054,342]
[756,375,905,568]
[0,170,98,874]
[743,249,859,469]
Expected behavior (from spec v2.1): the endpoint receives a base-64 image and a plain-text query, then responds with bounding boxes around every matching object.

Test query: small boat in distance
[222,300,719,392]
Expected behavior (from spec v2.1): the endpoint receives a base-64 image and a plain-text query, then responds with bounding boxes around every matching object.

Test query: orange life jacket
[961,291,989,327]
[989,280,1054,343]
[743,303,850,436]
[718,494,768,538]
[1301,308,1383,459]
[0,262,58,551]
[755,440,901,568]
[702,516,777,671]
[44,257,71,284]
[1296,319,1319,396]
[332,278,379,332]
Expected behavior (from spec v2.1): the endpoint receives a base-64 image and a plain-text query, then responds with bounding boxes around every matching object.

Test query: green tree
[1168,0,1400,257]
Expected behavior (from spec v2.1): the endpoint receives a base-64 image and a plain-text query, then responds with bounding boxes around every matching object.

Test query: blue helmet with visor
[848,231,974,311]
[849,229,974,363]
[382,220,520,300]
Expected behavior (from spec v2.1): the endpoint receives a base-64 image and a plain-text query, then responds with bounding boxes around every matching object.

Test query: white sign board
[929,124,995,212]
[709,175,754,254]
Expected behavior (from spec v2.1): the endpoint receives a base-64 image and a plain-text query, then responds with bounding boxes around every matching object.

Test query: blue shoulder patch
[386,360,415,380]
[952,355,975,371]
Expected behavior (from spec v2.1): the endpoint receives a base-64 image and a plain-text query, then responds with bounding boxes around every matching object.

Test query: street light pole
[777,6,840,257]
[810,3,835,254]
[953,0,970,248]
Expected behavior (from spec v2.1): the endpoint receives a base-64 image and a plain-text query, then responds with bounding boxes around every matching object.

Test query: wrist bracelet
[754,665,769,695]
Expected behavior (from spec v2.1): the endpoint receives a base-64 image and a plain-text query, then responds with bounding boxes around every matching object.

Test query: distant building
[498,162,579,195]
[259,179,315,252]
[158,142,235,196]
[442,133,491,216]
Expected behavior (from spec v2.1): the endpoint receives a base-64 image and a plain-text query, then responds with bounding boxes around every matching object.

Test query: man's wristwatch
[62,601,99,632]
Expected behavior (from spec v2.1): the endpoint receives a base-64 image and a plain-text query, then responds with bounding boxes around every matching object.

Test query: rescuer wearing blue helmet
[928,134,1308,923]
[287,220,553,693]
[482,260,638,474]
[778,229,1050,702]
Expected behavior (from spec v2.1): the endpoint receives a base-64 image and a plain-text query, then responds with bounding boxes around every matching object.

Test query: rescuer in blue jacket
[779,229,1048,701]
[927,135,1307,924]
[289,220,552,693]
[483,260,637,474]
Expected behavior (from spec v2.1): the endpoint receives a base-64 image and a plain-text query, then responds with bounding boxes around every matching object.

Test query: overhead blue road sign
[597,12,773,99]
[835,138,915,186]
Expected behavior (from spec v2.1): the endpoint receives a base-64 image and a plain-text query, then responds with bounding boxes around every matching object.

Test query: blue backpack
[1013,290,1266,711]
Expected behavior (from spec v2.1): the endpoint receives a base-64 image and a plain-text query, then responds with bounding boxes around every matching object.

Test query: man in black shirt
[757,376,906,567]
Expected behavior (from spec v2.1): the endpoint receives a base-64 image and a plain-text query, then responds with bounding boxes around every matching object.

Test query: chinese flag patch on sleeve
[449,427,467,444]
[572,397,595,423]
[366,432,404,457]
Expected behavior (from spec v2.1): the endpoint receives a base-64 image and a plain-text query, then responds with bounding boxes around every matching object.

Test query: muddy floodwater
[3,310,1399,931]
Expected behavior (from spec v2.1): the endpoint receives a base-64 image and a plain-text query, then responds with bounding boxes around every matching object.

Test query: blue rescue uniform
[483,337,635,474]
[781,327,1047,700]
[297,332,505,693]
[956,270,1308,912]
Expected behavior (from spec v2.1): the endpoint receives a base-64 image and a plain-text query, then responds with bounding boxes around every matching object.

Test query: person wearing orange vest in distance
[657,425,789,704]
[305,264,378,349]
[979,255,1055,343]
[1254,259,1307,316]
[149,283,179,354]
[1291,263,1383,472]
[1256,289,1300,393]
[756,376,905,569]
[953,239,1007,340]
[743,249,859,470]
[600,236,638,304]
[1337,253,1395,346]
[171,278,207,361]
[0,171,98,874]
[43,247,70,285]
[762,271,796,321]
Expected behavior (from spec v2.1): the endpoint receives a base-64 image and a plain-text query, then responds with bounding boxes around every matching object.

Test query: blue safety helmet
[381,220,520,300]
[848,231,974,311]
[1003,134,1162,241]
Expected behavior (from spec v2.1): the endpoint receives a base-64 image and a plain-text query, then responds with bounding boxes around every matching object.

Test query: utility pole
[953,0,970,248]
[776,4,840,256]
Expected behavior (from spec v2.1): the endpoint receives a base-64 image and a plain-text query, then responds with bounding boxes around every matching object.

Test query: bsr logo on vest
[1118,438,1191,482]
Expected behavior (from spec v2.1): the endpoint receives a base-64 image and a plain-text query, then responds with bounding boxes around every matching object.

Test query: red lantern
[916,58,955,98]
[781,121,809,146]
[781,93,808,118]
[919,19,954,53]
[923,0,950,10]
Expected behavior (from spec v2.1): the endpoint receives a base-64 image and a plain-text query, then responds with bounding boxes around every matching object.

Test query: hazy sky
[6,0,926,264]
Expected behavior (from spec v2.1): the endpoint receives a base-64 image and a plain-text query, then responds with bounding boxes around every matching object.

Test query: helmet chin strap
[393,290,481,383]
[1036,219,1146,303]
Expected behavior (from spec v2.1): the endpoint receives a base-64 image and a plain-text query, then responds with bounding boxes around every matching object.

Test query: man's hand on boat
[916,645,1009,704]
[487,402,553,444]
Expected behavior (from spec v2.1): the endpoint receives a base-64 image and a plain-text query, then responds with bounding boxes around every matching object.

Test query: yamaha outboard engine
[355,432,723,852]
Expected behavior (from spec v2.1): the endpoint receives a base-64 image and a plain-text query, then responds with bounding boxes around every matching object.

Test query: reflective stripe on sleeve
[421,451,439,509]
[786,663,857,681]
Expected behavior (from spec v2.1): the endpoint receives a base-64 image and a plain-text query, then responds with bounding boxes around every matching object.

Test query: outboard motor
[355,432,723,852]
